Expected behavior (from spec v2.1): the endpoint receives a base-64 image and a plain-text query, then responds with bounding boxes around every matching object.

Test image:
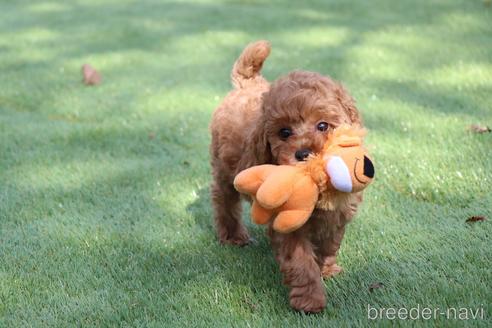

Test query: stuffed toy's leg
[251,199,274,225]
[272,209,313,233]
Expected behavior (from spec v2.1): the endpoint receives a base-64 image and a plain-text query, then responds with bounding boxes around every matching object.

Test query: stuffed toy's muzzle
[324,145,375,193]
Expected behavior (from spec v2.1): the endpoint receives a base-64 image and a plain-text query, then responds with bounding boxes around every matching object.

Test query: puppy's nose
[295,149,312,161]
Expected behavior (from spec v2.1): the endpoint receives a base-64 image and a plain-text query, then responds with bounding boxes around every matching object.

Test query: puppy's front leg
[318,224,345,278]
[211,179,250,246]
[318,192,361,277]
[271,231,326,313]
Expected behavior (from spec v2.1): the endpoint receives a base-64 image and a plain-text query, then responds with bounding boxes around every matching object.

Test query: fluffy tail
[231,40,271,89]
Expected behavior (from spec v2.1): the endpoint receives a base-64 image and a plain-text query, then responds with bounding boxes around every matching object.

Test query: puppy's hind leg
[211,174,250,246]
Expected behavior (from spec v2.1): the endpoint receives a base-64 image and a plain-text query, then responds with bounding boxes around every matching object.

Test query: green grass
[1,0,491,326]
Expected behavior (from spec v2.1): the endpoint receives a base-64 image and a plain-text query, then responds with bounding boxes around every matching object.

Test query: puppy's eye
[279,128,292,140]
[317,122,329,132]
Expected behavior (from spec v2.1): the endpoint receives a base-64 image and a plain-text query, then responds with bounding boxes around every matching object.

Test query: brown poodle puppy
[209,40,363,313]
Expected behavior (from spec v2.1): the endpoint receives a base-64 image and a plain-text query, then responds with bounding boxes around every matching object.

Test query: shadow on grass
[4,183,489,325]
[2,0,491,119]
[1,0,492,324]
[1,126,490,325]
[369,79,491,117]
[186,186,214,233]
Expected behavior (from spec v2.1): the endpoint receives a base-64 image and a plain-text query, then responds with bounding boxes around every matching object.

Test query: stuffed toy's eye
[317,122,329,132]
[279,128,292,140]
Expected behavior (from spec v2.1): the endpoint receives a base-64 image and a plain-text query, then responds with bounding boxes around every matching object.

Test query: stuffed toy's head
[233,125,375,233]
[322,126,374,193]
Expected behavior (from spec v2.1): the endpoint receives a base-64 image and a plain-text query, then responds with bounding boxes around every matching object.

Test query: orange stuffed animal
[233,125,374,233]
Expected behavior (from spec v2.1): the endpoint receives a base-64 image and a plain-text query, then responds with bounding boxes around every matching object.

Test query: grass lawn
[1,0,491,326]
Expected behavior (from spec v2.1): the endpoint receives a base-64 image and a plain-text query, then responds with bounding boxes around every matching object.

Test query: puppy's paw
[321,263,343,279]
[289,285,326,313]
[219,229,252,246]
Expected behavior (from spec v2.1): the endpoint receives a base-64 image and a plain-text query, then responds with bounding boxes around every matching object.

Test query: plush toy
[233,125,374,233]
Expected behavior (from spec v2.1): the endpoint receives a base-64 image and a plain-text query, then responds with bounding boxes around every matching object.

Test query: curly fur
[209,40,364,313]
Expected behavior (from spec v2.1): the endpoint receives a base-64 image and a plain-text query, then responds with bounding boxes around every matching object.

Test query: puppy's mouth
[277,151,316,166]
[283,159,299,166]
[276,155,299,166]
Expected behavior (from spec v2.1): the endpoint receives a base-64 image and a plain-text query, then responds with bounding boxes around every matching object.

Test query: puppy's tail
[231,40,271,89]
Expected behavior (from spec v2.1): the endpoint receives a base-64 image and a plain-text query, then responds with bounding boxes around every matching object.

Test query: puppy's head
[260,71,361,165]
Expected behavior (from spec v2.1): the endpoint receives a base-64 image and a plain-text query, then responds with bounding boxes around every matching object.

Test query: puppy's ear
[335,83,362,125]
[250,119,272,165]
[234,94,273,174]
[237,118,272,172]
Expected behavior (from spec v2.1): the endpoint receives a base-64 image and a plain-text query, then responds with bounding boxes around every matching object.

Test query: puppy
[209,40,363,313]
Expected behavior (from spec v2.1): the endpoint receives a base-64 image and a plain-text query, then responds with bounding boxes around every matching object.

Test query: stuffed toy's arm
[255,166,298,209]
[234,165,297,227]
[233,165,279,195]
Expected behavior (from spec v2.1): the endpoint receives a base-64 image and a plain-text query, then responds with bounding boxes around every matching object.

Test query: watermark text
[367,304,485,321]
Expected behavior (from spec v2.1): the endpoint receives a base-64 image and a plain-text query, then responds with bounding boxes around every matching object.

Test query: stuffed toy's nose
[363,155,374,178]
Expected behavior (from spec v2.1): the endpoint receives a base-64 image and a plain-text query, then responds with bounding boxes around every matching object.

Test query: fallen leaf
[82,64,101,85]
[466,216,486,223]
[369,282,384,292]
[468,124,491,133]
[243,297,258,312]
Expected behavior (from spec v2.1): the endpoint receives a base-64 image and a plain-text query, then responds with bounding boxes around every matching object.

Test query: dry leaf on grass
[369,282,384,292]
[466,216,486,223]
[82,64,101,85]
[243,297,258,312]
[468,124,491,133]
